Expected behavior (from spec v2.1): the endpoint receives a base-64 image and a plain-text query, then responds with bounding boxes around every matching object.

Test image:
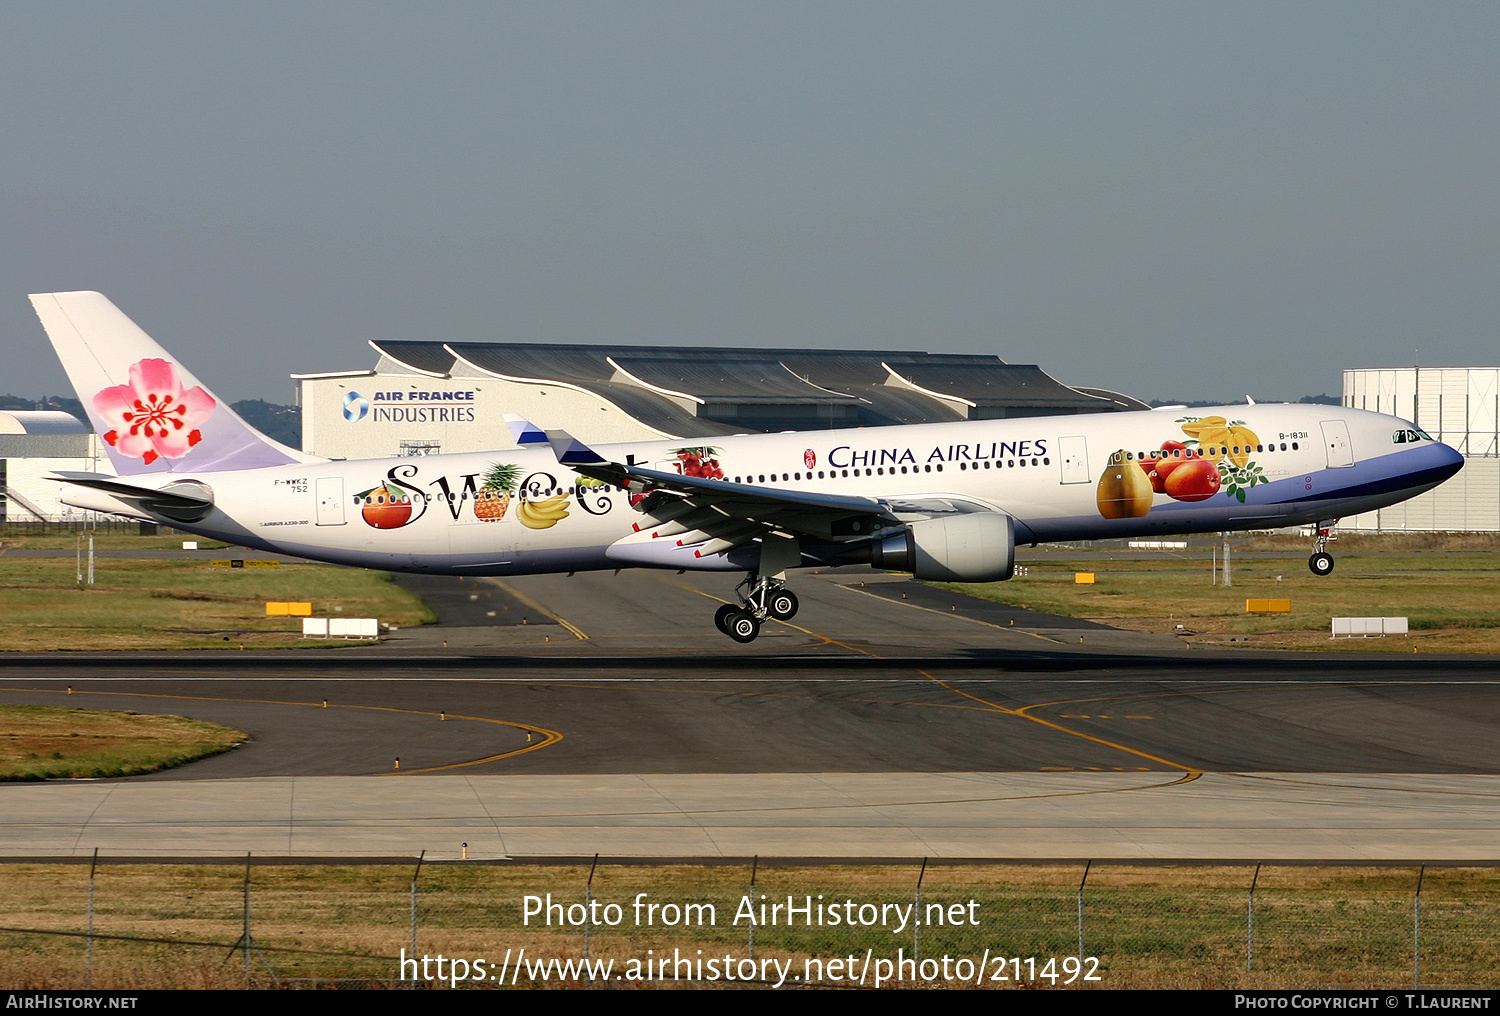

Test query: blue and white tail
[30,292,314,476]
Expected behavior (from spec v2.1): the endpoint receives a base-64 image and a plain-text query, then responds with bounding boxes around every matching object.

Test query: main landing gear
[713,574,800,643]
[1308,523,1338,576]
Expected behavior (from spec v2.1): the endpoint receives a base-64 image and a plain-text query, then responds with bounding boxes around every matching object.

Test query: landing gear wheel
[714,603,738,634]
[767,589,799,621]
[1309,552,1335,576]
[726,610,761,643]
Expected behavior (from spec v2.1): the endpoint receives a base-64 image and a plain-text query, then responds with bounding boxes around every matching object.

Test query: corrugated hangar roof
[611,356,853,405]
[362,340,1138,436]
[894,359,1110,410]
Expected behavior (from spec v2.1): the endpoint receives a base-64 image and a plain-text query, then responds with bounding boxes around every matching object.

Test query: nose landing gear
[1308,523,1338,576]
[714,574,798,642]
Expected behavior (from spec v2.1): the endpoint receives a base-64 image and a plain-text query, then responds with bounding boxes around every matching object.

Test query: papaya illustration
[1096,450,1154,519]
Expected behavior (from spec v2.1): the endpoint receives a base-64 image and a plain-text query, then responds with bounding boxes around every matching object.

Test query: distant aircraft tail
[29,292,314,476]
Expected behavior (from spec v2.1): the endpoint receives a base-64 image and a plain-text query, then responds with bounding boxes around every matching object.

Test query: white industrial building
[293,341,1146,461]
[1342,367,1500,531]
[0,411,105,523]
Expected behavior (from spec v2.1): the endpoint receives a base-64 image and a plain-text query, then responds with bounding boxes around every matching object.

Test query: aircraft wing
[508,419,985,556]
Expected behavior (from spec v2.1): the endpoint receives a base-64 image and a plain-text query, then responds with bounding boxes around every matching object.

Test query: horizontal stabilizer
[49,471,214,523]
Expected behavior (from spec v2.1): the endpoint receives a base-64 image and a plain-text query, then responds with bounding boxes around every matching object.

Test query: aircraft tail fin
[29,292,314,476]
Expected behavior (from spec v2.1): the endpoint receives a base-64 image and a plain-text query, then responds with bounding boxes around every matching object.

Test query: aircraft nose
[1435,441,1464,479]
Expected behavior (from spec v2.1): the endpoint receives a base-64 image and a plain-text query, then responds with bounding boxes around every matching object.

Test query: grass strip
[0,555,433,650]
[0,704,247,780]
[2,862,1497,989]
[940,534,1500,653]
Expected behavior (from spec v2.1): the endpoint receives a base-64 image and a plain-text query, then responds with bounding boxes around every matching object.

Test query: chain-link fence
[0,520,163,537]
[3,858,1498,989]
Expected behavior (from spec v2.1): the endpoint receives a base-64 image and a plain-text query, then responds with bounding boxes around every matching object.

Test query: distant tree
[1149,394,1342,408]
[231,400,302,448]
[0,394,87,420]
[0,393,302,444]
[36,395,86,420]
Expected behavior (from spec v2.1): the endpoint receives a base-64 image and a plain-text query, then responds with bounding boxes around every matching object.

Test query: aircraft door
[315,477,346,525]
[1058,436,1090,483]
[1320,421,1355,468]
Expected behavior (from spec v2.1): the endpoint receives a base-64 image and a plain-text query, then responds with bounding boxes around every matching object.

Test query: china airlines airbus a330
[32,292,1464,642]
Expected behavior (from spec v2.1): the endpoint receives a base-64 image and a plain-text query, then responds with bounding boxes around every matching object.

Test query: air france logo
[343,391,369,422]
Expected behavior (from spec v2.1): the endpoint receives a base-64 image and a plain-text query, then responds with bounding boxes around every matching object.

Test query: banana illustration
[517,494,571,529]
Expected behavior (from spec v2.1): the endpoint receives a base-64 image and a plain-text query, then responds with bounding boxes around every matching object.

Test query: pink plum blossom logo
[92,358,216,465]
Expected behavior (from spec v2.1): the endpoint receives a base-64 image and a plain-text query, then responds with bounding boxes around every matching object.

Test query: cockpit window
[1393,428,1427,444]
[1393,430,1407,444]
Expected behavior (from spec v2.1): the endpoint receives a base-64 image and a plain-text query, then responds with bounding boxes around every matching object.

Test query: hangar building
[0,411,103,523]
[293,342,1146,460]
[1342,367,1500,532]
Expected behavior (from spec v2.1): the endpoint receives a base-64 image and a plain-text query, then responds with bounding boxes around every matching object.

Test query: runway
[2,568,1497,859]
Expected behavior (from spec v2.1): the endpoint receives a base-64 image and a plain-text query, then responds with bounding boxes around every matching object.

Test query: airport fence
[2,858,1498,989]
[0,520,164,537]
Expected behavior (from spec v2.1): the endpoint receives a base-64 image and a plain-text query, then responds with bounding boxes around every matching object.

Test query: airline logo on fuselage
[826,438,1048,469]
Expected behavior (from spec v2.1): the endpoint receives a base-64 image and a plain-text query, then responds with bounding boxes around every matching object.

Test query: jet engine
[868,511,1015,582]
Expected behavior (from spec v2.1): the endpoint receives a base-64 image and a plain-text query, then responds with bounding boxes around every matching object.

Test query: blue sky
[1,3,1495,405]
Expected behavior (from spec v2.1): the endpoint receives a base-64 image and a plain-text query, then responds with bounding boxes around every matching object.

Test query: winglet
[504,414,549,446]
[544,429,610,466]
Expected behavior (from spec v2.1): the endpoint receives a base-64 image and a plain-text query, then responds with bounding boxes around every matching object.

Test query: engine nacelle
[869,512,1015,582]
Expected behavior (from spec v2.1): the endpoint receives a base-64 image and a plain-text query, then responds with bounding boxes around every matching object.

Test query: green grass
[0,556,433,650]
[938,536,1500,653]
[0,704,246,780]
[2,862,1496,989]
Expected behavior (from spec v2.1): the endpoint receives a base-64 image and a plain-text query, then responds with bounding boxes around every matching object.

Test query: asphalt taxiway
[2,568,1498,860]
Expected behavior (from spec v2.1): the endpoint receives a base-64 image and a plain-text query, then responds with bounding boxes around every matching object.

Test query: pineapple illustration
[475,462,520,521]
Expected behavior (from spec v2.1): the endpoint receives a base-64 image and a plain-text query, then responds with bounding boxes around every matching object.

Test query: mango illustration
[1096,450,1154,519]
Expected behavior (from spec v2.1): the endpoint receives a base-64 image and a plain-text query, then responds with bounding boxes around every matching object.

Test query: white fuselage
[80,403,1461,577]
